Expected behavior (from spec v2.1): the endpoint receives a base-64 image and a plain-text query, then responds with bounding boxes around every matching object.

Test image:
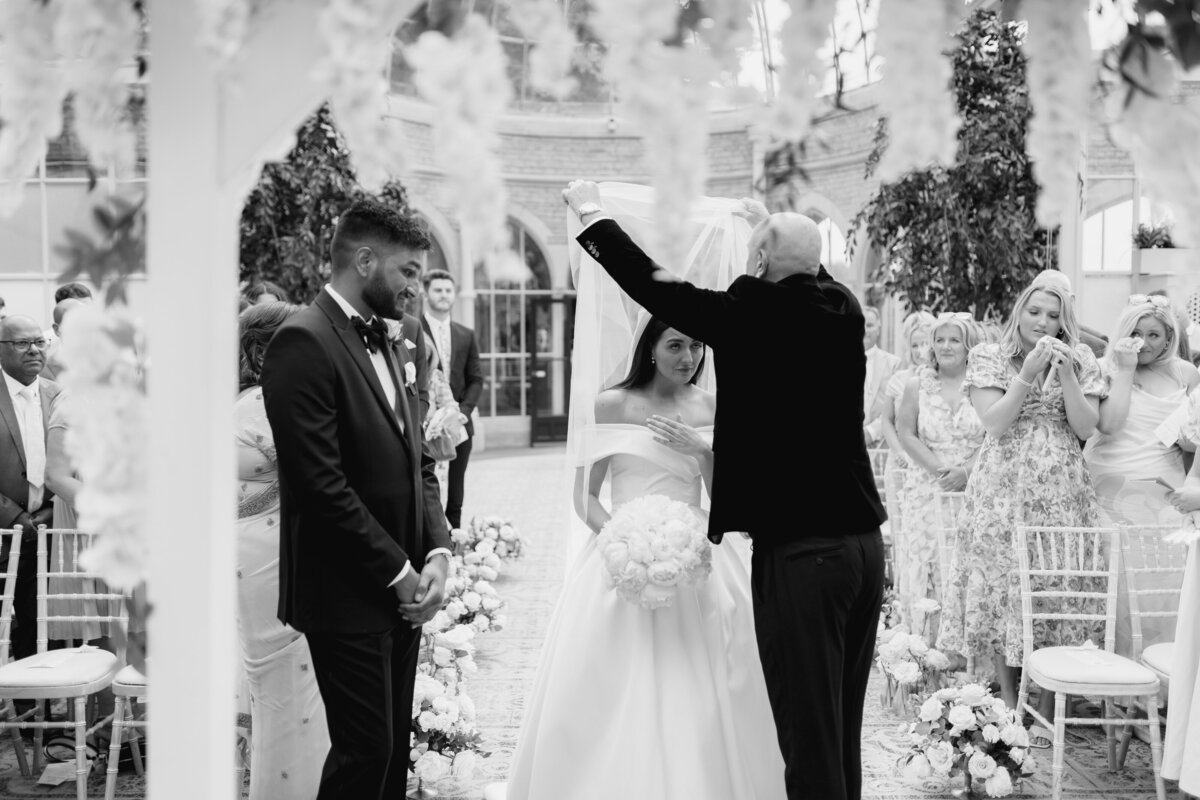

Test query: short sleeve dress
[937,342,1108,666]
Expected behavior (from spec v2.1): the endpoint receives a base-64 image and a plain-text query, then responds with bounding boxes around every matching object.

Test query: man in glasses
[0,315,59,661]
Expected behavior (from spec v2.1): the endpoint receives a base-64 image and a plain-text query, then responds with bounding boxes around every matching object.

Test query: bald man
[565,181,886,800]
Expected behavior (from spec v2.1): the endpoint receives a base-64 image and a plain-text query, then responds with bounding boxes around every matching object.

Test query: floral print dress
[937,342,1107,667]
[898,365,985,624]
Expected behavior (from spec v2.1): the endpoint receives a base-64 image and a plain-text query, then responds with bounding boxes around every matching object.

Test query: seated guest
[863,305,901,447]
[896,313,985,628]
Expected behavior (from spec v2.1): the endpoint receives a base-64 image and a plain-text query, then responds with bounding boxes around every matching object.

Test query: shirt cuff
[425,548,452,563]
[388,561,413,587]
[579,213,611,233]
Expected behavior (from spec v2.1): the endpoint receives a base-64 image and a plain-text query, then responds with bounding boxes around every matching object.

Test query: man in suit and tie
[420,269,482,529]
[261,200,452,800]
[0,315,59,660]
[862,306,900,447]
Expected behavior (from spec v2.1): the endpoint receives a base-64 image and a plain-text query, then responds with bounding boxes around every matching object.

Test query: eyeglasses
[0,339,47,353]
[1129,294,1171,309]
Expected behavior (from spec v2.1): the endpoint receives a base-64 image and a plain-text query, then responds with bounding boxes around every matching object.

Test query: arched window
[1083,195,1152,272]
[473,221,553,417]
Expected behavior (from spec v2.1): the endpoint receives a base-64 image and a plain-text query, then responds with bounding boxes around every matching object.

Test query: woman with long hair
[235,302,329,799]
[937,281,1107,733]
[502,314,784,800]
[894,313,985,629]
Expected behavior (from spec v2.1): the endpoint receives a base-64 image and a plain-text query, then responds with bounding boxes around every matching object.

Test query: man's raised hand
[562,180,602,216]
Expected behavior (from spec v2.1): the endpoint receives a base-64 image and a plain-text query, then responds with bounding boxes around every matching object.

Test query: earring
[651,357,656,364]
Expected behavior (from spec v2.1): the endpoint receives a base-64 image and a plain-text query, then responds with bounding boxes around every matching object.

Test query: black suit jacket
[0,376,59,526]
[420,317,483,437]
[261,289,451,633]
[578,219,886,544]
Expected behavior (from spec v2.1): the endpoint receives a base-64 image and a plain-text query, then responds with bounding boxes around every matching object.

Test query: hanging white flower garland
[0,0,68,215]
[768,0,838,143]
[316,0,406,191]
[1023,0,1094,228]
[506,0,579,98]
[873,0,964,181]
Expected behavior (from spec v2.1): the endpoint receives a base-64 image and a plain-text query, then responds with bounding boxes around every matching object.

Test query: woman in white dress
[236,303,329,800]
[1085,295,1199,655]
[501,316,785,799]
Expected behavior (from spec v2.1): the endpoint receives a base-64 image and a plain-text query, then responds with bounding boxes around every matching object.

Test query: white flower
[905,635,930,656]
[412,750,452,782]
[499,524,516,541]
[912,597,941,615]
[923,649,951,670]
[902,753,932,781]
[968,753,997,780]
[982,724,1000,743]
[423,611,453,634]
[462,591,482,612]
[417,710,437,730]
[478,565,500,581]
[451,750,477,780]
[475,539,496,556]
[639,582,676,609]
[490,614,507,631]
[889,661,922,684]
[457,692,477,721]
[958,684,989,706]
[947,704,978,731]
[451,528,471,544]
[1008,747,1025,766]
[984,767,1014,797]
[919,696,944,723]
[445,599,468,620]
[647,560,683,587]
[926,741,955,775]
[471,615,492,633]
[432,646,454,667]
[481,595,502,611]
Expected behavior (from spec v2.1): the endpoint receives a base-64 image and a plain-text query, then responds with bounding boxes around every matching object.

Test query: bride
[489,185,785,799]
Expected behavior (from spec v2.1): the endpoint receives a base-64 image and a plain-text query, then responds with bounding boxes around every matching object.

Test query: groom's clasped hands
[396,554,450,629]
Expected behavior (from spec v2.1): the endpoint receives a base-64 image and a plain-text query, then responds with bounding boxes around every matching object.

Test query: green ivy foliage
[851,10,1057,322]
[238,104,412,304]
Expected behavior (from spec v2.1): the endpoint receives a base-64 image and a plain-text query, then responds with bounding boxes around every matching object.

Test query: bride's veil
[561,182,753,568]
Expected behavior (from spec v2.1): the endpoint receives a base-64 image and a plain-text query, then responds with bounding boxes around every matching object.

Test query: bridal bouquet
[900,684,1036,797]
[597,494,711,610]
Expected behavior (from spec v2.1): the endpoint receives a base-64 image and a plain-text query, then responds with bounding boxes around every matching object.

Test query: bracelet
[1012,374,1033,389]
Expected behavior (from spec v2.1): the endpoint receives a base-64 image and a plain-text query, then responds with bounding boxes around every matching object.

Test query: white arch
[507,203,562,288]
[408,197,461,277]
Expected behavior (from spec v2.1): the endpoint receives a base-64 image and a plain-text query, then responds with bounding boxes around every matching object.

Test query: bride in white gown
[489,184,785,800]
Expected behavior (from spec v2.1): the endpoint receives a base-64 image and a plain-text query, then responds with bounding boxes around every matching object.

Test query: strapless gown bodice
[585,424,712,508]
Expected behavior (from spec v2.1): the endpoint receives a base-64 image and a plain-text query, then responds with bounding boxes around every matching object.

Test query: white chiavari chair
[1015,526,1166,800]
[1116,524,1188,766]
[0,526,29,777]
[0,528,127,800]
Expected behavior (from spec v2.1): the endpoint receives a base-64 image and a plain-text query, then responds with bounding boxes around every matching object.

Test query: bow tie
[352,316,389,355]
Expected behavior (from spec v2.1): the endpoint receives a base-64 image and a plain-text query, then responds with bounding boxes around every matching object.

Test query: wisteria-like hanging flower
[506,0,579,98]
[874,0,965,181]
[1024,0,1094,229]
[0,0,68,216]
[767,0,838,143]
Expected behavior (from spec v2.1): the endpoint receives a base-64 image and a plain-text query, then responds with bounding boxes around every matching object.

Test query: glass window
[0,183,46,275]
[1083,186,1152,272]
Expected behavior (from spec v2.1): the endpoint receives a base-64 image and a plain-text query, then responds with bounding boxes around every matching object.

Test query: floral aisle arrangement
[900,684,1036,798]
[426,556,508,634]
[596,494,711,610]
[410,624,485,788]
[876,625,952,715]
[452,516,528,563]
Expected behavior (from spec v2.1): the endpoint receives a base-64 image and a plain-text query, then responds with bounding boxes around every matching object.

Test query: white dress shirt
[4,371,45,512]
[324,286,451,588]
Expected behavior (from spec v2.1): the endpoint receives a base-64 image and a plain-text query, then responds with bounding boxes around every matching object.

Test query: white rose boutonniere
[404,362,417,391]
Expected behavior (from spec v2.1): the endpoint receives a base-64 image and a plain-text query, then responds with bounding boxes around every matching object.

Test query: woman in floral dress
[937,282,1107,719]
[895,313,984,632]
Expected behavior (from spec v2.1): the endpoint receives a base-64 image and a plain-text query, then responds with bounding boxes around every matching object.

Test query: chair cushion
[1141,642,1174,678]
[113,664,146,688]
[0,647,118,689]
[1028,646,1160,695]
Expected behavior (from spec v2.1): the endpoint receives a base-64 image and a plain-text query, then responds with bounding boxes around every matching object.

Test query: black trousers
[445,434,472,529]
[0,526,39,661]
[751,529,885,800]
[306,623,421,800]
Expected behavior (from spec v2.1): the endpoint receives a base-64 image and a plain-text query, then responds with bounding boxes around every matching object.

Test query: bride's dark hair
[613,316,706,390]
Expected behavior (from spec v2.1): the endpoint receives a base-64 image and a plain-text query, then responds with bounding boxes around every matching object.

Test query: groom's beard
[364,271,411,320]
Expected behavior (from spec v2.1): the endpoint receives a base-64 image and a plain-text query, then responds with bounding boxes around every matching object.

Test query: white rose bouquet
[410,623,486,788]
[596,494,711,610]
[453,515,529,563]
[436,556,508,634]
[900,684,1036,797]
[876,628,952,713]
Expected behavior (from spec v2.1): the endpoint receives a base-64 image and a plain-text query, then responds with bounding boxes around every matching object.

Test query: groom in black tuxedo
[564,181,886,800]
[261,200,452,800]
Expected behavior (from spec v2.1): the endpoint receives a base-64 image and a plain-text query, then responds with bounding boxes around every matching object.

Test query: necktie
[435,320,451,370]
[19,386,44,511]
[352,316,389,354]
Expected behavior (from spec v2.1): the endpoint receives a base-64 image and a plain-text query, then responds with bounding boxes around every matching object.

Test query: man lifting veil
[563,180,887,800]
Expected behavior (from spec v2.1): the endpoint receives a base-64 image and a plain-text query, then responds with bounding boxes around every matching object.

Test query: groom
[262,200,452,800]
[564,181,886,800]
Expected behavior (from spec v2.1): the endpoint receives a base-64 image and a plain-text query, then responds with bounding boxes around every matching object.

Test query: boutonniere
[385,320,403,345]
[404,362,417,393]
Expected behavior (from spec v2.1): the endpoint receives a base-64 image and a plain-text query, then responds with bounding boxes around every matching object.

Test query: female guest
[895,313,984,628]
[1086,296,1199,654]
[938,282,1107,720]
[879,312,935,593]
[236,303,328,800]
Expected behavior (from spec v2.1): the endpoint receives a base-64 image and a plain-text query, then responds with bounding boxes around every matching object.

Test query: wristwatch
[577,201,603,218]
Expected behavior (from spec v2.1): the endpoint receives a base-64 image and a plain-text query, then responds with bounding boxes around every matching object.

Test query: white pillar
[146,3,238,796]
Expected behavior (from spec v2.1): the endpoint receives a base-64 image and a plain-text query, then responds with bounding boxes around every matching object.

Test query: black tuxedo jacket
[578,219,886,544]
[261,289,451,633]
[420,317,483,436]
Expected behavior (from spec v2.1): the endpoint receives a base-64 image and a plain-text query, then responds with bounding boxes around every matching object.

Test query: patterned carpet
[0,446,1174,798]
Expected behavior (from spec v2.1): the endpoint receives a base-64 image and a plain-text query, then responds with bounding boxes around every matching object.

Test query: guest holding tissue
[937,281,1107,738]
